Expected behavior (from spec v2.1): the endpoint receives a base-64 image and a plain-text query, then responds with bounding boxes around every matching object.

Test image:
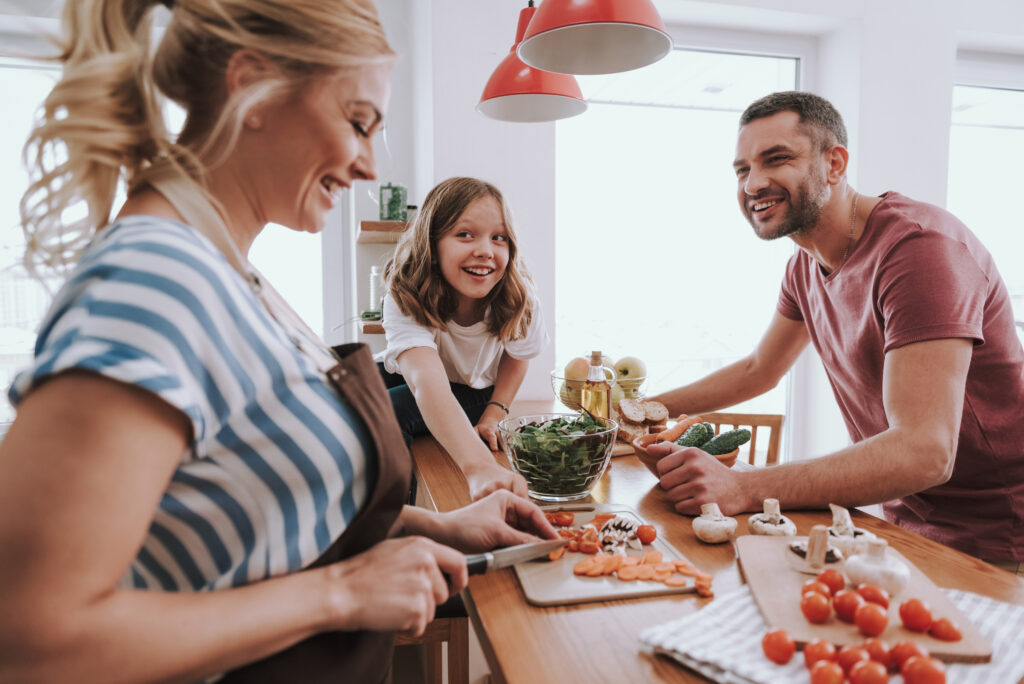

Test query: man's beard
[748,174,827,241]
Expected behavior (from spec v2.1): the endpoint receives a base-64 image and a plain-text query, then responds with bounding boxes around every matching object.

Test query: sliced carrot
[617,565,640,581]
[654,562,676,573]
[642,550,663,565]
[656,415,704,443]
[636,565,656,580]
[652,569,673,582]
[674,565,700,577]
[604,554,625,575]
[589,514,615,529]
[664,575,689,587]
[694,572,713,584]
[573,558,599,575]
[547,546,566,561]
[696,586,715,598]
[673,559,695,570]
[621,556,641,567]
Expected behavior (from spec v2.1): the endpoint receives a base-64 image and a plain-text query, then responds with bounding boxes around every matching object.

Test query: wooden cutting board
[611,441,634,457]
[513,503,696,606]
[736,535,992,663]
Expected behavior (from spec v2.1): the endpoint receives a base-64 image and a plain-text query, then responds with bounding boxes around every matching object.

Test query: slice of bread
[643,400,669,424]
[618,398,646,423]
[616,419,648,444]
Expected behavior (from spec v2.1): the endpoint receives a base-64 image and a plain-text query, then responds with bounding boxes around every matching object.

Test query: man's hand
[649,442,753,516]
[463,459,530,501]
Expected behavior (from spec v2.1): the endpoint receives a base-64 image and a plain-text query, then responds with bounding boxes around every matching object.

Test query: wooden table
[410,401,1024,683]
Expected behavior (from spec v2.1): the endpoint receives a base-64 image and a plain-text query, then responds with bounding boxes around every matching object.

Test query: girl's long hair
[20,0,393,278]
[386,177,535,342]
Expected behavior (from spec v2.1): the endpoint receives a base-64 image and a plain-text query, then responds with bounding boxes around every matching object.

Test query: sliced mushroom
[600,515,642,552]
[747,498,797,536]
[786,524,844,574]
[827,503,877,556]
[692,502,737,544]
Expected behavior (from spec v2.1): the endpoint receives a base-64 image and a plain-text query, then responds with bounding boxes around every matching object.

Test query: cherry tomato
[578,540,600,554]
[855,601,889,637]
[850,659,889,684]
[636,524,657,544]
[761,628,795,665]
[837,645,871,674]
[802,579,833,598]
[856,583,891,609]
[901,655,947,684]
[803,638,837,668]
[928,617,963,642]
[817,567,846,595]
[801,590,832,624]
[810,660,845,684]
[862,637,891,668]
[834,588,867,623]
[899,598,933,632]
[890,641,929,670]
[551,511,575,526]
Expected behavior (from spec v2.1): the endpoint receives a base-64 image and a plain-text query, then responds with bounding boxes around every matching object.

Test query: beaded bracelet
[486,400,510,415]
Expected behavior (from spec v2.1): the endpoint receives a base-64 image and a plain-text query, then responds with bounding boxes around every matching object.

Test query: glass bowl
[497,413,618,502]
[550,369,647,412]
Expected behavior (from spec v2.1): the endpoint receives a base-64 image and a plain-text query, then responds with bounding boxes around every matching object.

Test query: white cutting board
[513,503,697,606]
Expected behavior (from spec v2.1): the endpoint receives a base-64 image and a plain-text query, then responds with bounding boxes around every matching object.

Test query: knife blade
[466,538,568,575]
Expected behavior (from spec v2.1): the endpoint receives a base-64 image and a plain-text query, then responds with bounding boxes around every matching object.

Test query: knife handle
[465,553,490,575]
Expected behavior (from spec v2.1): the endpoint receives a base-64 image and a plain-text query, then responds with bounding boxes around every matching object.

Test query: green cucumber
[698,423,716,446]
[701,428,751,455]
[675,422,713,447]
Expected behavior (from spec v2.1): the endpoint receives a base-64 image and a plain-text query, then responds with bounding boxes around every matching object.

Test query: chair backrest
[702,412,784,466]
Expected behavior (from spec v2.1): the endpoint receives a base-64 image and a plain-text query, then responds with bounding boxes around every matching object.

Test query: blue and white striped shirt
[9,216,376,592]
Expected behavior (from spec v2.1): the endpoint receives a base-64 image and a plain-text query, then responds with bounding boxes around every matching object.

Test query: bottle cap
[590,351,602,365]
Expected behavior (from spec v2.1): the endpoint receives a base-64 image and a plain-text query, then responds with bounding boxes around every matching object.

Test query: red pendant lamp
[478,1,587,123]
[517,0,672,76]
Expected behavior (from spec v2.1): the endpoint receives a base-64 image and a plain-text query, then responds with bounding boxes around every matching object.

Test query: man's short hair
[740,91,848,151]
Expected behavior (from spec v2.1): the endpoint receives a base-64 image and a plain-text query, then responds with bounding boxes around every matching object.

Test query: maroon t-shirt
[778,192,1024,560]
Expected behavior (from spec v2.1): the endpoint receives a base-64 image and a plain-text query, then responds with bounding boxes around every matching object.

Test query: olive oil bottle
[581,350,611,419]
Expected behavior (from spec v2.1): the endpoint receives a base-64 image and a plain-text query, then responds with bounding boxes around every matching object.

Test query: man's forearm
[737,427,953,512]
[651,356,774,417]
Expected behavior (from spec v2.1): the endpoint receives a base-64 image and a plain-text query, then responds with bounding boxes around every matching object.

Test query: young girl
[379,177,547,501]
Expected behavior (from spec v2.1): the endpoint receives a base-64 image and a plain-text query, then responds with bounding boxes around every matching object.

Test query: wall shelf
[357,220,408,244]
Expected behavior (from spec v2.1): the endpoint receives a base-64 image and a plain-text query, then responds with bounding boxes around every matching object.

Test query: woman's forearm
[0,568,332,684]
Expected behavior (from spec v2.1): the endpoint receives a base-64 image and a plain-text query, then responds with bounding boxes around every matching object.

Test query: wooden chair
[702,412,784,466]
[394,616,469,684]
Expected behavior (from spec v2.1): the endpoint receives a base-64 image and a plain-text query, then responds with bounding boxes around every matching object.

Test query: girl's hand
[324,536,467,637]
[434,490,560,553]
[463,460,530,501]
[475,417,501,451]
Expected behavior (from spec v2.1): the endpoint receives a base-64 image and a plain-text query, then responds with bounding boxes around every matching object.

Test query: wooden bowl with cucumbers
[632,415,749,476]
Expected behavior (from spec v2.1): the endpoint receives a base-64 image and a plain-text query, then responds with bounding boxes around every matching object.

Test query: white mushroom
[844,538,911,597]
[827,503,877,556]
[747,498,797,536]
[786,524,844,574]
[692,503,737,544]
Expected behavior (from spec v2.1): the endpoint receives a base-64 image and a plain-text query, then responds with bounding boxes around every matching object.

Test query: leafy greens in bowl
[497,412,618,502]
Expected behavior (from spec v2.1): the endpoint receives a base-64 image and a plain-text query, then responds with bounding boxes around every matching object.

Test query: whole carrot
[656,415,704,443]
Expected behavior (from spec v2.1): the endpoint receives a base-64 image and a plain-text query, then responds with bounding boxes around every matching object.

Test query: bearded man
[649,91,1024,571]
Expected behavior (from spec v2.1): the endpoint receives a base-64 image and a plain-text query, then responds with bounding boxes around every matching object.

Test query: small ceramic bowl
[632,433,740,477]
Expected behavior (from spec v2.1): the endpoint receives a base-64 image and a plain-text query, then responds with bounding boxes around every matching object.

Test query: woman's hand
[324,536,467,637]
[475,416,501,451]
[463,459,530,501]
[431,490,560,553]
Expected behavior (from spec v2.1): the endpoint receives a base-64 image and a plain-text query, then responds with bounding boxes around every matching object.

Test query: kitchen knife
[466,539,568,575]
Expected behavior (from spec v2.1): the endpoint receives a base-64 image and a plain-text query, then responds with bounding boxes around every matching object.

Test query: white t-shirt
[377,289,548,389]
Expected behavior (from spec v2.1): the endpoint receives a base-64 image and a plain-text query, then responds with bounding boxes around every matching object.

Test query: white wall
[366,0,1024,457]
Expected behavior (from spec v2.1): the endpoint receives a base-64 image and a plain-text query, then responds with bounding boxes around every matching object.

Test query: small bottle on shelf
[361,265,383,321]
[581,350,610,419]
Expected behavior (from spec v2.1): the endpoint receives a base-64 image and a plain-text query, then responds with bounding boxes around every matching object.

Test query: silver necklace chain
[840,193,859,269]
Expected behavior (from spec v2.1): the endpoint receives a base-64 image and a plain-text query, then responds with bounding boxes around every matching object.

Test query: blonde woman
[380,177,547,501]
[0,1,556,682]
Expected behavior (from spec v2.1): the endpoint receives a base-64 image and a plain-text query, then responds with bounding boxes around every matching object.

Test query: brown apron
[219,343,412,684]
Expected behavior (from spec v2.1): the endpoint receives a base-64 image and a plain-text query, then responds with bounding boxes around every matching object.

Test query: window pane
[554,49,798,413]
[0,61,61,424]
[947,85,1024,324]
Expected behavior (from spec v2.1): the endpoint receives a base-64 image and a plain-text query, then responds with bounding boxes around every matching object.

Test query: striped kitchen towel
[638,585,1024,683]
